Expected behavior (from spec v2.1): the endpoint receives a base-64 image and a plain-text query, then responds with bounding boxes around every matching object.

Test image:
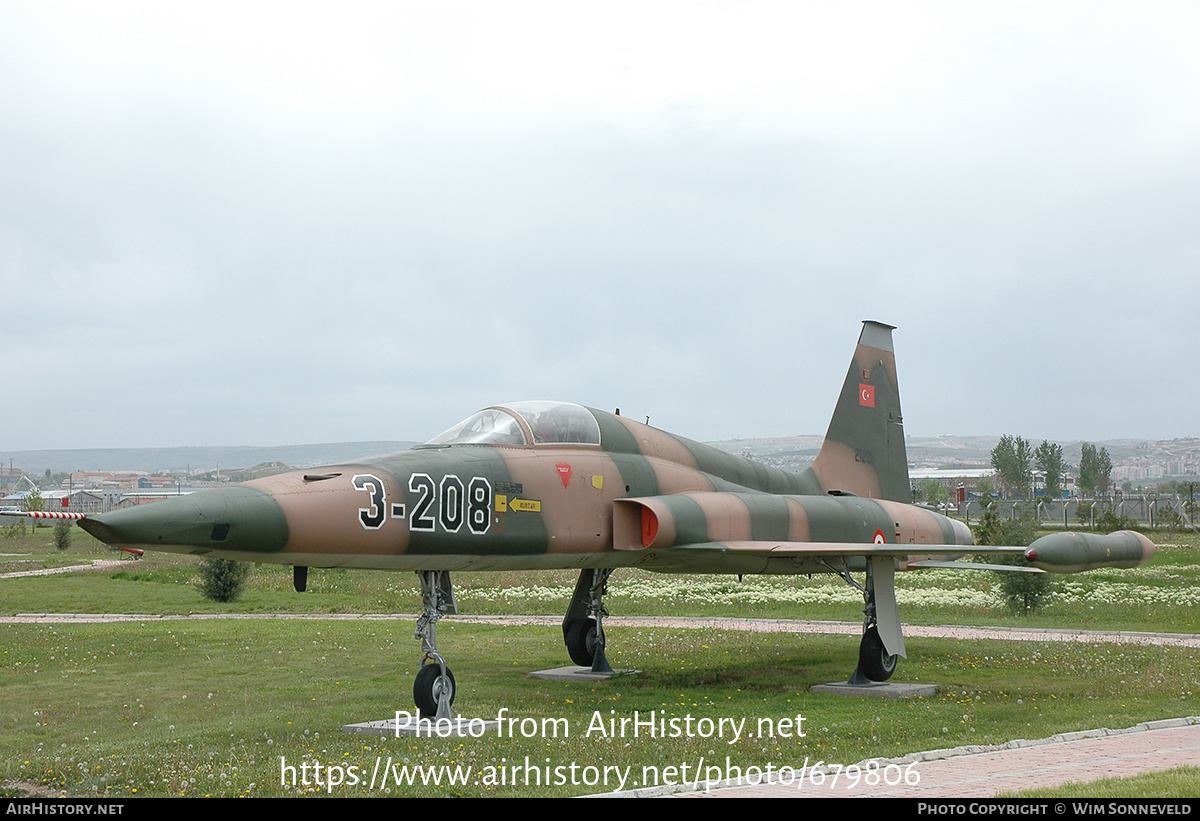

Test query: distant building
[138,476,184,489]
[42,489,106,514]
[1032,471,1075,499]
[908,468,995,501]
[115,491,194,509]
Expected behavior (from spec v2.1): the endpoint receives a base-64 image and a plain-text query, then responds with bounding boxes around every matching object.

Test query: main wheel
[413,663,456,716]
[565,617,599,667]
[858,625,897,682]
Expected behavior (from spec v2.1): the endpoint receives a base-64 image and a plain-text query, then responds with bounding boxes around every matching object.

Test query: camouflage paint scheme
[81,322,976,571]
[75,321,1155,695]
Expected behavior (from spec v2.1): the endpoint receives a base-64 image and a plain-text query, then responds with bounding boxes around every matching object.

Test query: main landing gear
[857,624,897,682]
[413,570,457,719]
[562,568,614,672]
[827,557,904,684]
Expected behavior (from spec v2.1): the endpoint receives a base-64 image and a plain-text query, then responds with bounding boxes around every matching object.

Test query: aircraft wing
[652,541,1024,557]
[618,526,1155,663]
[613,494,1155,575]
[621,540,1034,578]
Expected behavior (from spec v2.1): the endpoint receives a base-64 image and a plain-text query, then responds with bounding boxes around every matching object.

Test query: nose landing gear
[413,570,457,719]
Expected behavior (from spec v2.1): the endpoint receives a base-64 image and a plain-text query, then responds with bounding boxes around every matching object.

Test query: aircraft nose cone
[80,486,289,554]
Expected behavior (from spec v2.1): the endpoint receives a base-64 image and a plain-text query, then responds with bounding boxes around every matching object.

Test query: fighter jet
[43,321,1154,718]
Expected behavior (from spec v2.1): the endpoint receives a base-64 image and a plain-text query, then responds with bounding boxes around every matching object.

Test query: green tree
[1076,500,1094,527]
[53,519,71,551]
[1157,504,1183,534]
[972,507,1051,614]
[1095,447,1112,495]
[918,478,949,505]
[1096,502,1139,532]
[21,489,44,513]
[973,506,1036,551]
[197,558,250,603]
[1080,446,1113,496]
[1034,440,1065,498]
[991,435,1033,498]
[1078,442,1099,496]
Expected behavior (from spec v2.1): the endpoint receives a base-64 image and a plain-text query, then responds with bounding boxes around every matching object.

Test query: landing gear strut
[562,568,614,672]
[826,557,903,684]
[413,570,457,719]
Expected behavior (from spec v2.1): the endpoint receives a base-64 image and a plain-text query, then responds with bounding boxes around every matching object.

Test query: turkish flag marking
[859,383,875,408]
[556,463,572,488]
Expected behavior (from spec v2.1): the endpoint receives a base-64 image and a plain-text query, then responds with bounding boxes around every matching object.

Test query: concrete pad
[810,681,936,699]
[342,716,499,738]
[529,665,640,682]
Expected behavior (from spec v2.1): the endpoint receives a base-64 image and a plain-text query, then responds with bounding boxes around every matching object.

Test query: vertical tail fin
[811,321,910,502]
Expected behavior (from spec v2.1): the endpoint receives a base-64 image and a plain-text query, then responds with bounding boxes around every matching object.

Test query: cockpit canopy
[423,401,601,447]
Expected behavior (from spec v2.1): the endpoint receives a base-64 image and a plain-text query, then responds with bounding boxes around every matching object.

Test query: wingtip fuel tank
[1023,530,1156,573]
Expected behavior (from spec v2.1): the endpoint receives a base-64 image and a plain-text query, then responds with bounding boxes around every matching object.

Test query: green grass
[0,525,115,575]
[3,620,1199,797]
[1004,766,1200,798]
[4,530,1199,634]
[2,526,1199,797]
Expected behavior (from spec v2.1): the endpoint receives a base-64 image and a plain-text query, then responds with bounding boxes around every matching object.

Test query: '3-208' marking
[352,473,492,535]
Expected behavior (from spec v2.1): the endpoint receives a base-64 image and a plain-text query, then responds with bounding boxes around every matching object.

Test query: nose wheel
[414,660,456,717]
[413,570,457,720]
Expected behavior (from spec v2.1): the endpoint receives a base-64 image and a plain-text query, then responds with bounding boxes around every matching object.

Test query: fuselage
[81,402,972,574]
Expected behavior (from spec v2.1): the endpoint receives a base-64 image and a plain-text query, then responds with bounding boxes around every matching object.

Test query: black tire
[565,617,599,667]
[858,625,898,682]
[413,663,456,716]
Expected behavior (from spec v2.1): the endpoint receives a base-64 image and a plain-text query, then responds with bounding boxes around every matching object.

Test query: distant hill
[711,434,1200,484]
[1,442,417,475]
[5,434,1198,485]
[707,435,824,472]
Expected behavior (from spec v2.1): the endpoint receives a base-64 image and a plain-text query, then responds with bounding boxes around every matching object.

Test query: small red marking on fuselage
[873,529,886,544]
[556,463,572,488]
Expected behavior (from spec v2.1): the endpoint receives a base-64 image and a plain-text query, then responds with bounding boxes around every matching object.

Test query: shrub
[972,506,1051,615]
[197,558,250,602]
[53,520,71,551]
[1096,503,1140,533]
[1076,501,1094,528]
[1156,505,1183,534]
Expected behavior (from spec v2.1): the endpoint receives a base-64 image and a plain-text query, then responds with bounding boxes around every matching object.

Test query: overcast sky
[2,1,1198,452]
